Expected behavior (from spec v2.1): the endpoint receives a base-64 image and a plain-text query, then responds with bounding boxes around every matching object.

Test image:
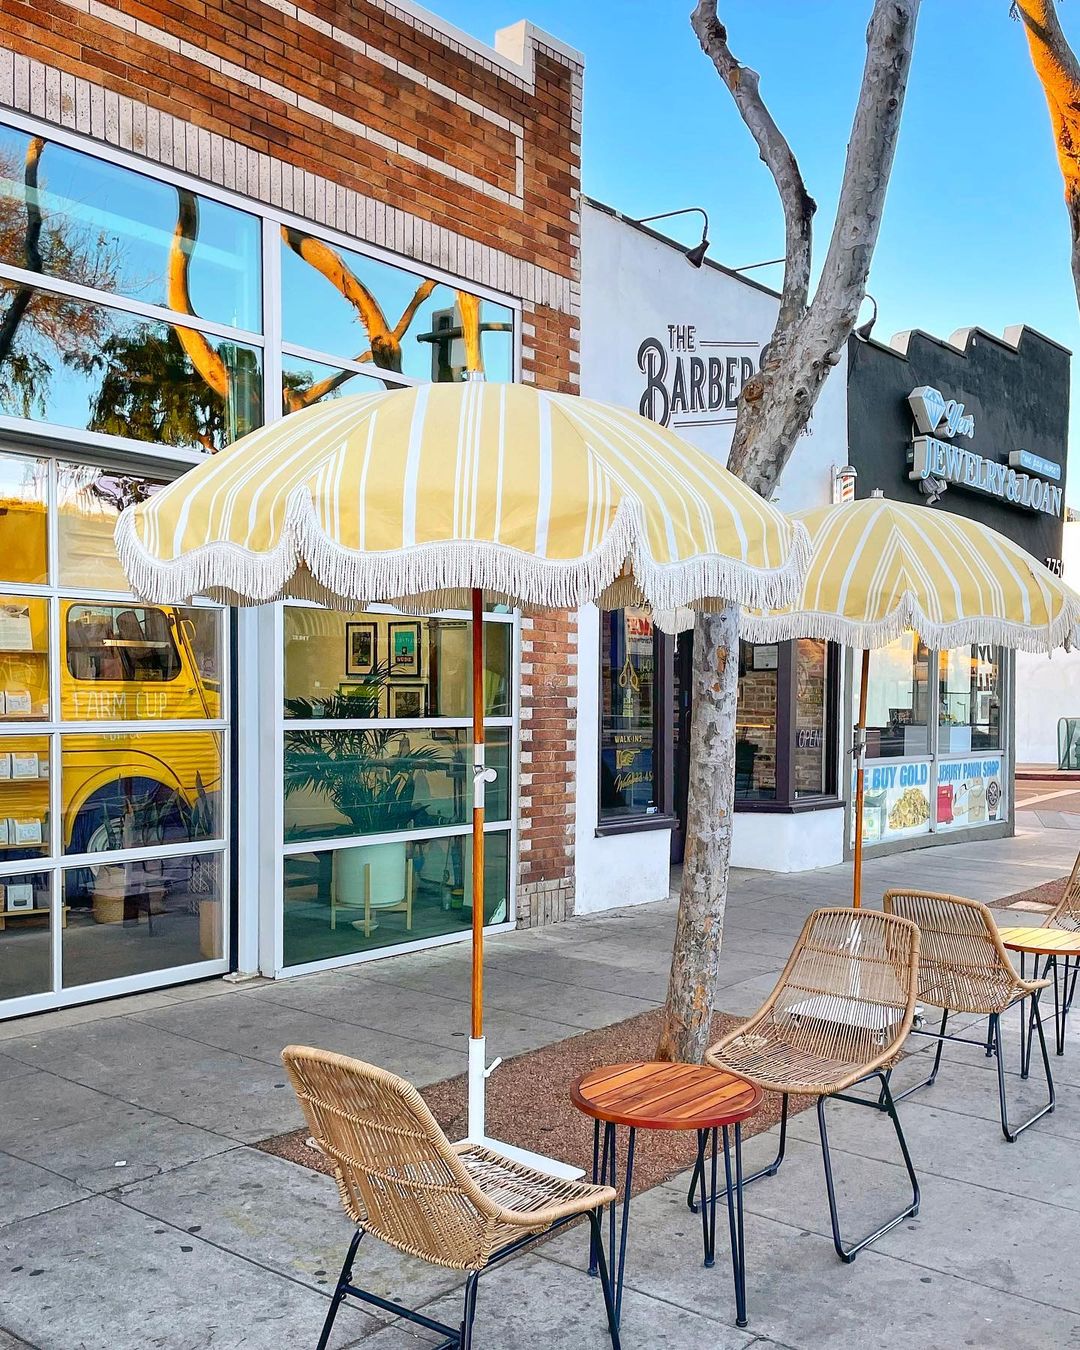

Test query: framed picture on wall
[390,683,427,719]
[388,621,421,675]
[345,621,378,676]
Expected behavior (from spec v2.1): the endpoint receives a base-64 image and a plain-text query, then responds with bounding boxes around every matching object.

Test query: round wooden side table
[571,1060,763,1330]
[999,925,1080,1059]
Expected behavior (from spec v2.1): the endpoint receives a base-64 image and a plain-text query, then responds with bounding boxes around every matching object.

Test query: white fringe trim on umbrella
[740,595,1080,655]
[114,491,812,625]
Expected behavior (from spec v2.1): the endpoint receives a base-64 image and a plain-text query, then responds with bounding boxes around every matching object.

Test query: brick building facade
[0,1,583,1016]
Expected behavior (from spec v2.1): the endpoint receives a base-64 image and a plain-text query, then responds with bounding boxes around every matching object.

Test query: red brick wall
[0,0,580,280]
[0,0,583,923]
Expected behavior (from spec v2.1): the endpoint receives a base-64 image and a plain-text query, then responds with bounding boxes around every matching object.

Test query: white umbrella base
[457,1036,584,1180]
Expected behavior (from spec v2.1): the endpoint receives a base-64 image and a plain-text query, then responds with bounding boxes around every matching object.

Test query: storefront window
[0,455,229,1013]
[599,609,659,819]
[281,605,514,969]
[0,452,47,584]
[0,735,49,862]
[864,635,930,758]
[62,851,223,987]
[0,869,51,1000]
[61,602,222,720]
[282,357,401,413]
[0,281,263,450]
[856,643,1009,848]
[0,596,49,721]
[281,233,514,383]
[283,610,511,720]
[736,642,778,800]
[57,463,166,591]
[0,125,262,330]
[939,645,1002,753]
[282,830,509,964]
[794,640,830,797]
[284,726,510,843]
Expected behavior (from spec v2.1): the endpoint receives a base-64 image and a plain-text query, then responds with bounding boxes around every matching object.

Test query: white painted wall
[575,202,849,911]
[1016,520,1080,766]
[731,806,846,872]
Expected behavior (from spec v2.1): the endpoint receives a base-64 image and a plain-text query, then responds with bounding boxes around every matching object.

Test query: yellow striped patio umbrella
[116,382,807,618]
[742,493,1080,906]
[115,381,809,1157]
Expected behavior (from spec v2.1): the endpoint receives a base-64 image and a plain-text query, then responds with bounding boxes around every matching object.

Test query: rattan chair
[1038,848,1080,1045]
[882,889,1054,1142]
[282,1046,621,1350]
[694,907,922,1263]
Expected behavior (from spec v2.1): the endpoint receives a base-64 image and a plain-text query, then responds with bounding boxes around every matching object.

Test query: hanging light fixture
[636,207,710,267]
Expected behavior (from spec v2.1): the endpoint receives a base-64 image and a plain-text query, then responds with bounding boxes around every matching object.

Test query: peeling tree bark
[1014,0,1080,307]
[658,0,920,1064]
[656,603,739,1062]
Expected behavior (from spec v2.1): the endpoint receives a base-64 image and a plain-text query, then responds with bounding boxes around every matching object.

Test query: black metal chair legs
[886,1008,949,1104]
[687,1080,918,1266]
[1025,952,1078,1057]
[686,1093,789,1215]
[317,1228,362,1350]
[316,1211,622,1350]
[999,998,1056,1141]
[892,996,1055,1143]
[818,1072,920,1263]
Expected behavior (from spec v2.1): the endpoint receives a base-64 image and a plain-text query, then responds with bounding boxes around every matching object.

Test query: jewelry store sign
[906,385,1063,518]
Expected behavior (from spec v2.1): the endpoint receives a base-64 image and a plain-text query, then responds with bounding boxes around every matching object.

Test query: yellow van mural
[0,596,222,882]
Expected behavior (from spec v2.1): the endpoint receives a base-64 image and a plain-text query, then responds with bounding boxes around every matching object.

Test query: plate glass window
[864,635,930,759]
[281,606,514,968]
[0,450,229,1015]
[599,609,659,820]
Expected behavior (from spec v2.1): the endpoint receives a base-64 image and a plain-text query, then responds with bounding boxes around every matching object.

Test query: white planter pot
[333,839,407,911]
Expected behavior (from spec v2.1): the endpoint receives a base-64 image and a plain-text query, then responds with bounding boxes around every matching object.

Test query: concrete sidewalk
[1,822,1077,1349]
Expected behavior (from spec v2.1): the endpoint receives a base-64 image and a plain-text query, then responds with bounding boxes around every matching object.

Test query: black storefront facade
[843,323,1070,858]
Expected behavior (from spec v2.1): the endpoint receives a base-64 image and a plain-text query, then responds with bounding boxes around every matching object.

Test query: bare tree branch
[723,0,919,497]
[813,0,921,339]
[283,360,372,413]
[1014,0,1080,305]
[283,227,436,373]
[691,1,815,328]
[391,278,438,342]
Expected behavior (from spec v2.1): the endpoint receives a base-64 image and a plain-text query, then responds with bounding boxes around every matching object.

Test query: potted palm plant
[284,668,446,927]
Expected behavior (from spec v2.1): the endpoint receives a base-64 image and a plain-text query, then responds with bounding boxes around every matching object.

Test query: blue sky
[437,0,1078,495]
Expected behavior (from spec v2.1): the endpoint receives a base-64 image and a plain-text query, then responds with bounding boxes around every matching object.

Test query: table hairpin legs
[589,1121,749,1333]
[1019,950,1075,1070]
[588,1119,635,1327]
[694,1124,749,1328]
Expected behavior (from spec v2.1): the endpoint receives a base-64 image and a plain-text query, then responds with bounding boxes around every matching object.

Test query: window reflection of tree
[0,136,122,417]
[280,229,509,408]
[61,189,261,451]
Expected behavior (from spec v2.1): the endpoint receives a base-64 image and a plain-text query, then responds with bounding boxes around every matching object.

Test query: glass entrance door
[0,450,230,1018]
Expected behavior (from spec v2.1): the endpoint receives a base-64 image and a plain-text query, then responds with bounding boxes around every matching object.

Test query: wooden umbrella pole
[471,587,485,1040]
[852,648,870,909]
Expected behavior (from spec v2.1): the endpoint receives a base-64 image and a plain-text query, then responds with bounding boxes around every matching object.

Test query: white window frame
[0,450,231,1018]
[268,601,520,979]
[0,109,524,995]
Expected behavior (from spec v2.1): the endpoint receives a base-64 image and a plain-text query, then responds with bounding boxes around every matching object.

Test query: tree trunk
[655,603,739,1063]
[659,0,920,1065]
[1014,0,1080,312]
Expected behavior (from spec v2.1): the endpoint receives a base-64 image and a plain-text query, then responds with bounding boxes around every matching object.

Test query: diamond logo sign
[908,386,948,435]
